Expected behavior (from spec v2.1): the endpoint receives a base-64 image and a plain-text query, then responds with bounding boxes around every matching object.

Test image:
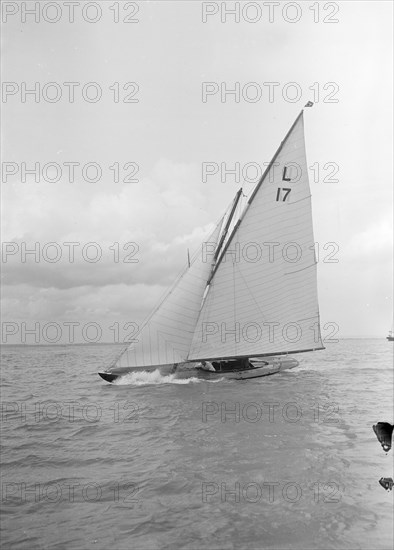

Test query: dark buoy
[372,422,393,453]
[378,477,393,491]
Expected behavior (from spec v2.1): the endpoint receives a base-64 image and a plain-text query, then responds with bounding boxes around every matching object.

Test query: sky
[1,0,393,344]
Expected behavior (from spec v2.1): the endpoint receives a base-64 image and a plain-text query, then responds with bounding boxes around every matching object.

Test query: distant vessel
[387,331,394,342]
[99,105,324,383]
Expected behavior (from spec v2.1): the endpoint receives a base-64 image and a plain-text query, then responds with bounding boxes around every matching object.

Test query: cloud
[2,158,220,291]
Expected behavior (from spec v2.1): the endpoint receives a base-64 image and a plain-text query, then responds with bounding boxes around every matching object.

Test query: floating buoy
[379,477,393,491]
[372,422,393,453]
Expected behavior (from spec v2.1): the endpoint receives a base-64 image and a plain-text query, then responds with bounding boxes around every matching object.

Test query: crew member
[199,360,216,372]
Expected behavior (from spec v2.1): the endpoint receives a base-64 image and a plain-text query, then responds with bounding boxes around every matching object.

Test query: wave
[114,369,201,386]
[113,369,224,386]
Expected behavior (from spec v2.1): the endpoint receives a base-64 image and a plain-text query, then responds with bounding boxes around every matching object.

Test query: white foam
[113,369,226,386]
[114,369,200,386]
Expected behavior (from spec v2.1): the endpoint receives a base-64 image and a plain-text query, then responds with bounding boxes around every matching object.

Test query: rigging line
[108,341,131,369]
[291,315,321,323]
[290,195,311,205]
[285,262,317,275]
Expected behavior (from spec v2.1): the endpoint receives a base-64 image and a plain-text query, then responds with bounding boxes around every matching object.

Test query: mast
[207,187,243,285]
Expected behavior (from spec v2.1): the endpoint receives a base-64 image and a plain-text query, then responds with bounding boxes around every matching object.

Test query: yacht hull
[196,357,298,380]
[98,357,298,383]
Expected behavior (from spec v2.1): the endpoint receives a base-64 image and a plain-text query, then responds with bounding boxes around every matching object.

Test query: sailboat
[387,331,394,342]
[98,105,324,383]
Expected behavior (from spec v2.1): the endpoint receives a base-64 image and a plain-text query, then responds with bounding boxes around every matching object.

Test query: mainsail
[188,111,324,360]
[112,109,323,370]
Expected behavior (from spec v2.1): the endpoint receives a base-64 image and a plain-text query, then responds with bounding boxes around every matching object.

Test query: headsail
[112,217,224,369]
[188,111,324,361]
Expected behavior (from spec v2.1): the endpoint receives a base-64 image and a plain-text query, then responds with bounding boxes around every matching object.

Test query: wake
[113,369,223,386]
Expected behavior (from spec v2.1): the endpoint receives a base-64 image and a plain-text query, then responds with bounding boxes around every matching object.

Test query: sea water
[1,339,393,549]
